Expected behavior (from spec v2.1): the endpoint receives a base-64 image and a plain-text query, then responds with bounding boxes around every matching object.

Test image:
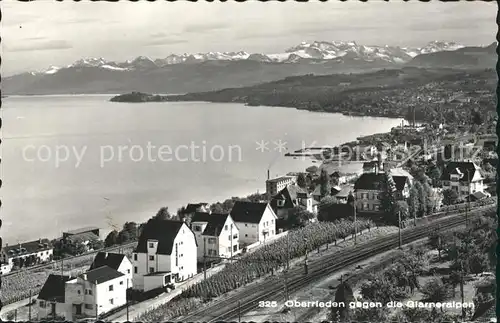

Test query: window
[109,285,114,291]
[149,267,155,273]
[77,290,81,295]
[85,304,93,310]
[245,234,248,237]
[193,225,202,232]
[245,224,248,227]
[110,298,114,305]
[120,281,124,285]
[208,238,216,244]
[149,242,154,248]
[149,255,154,261]
[225,225,228,231]
[127,269,130,274]
[233,234,238,239]
[39,301,46,308]
[88,289,93,295]
[227,247,231,253]
[277,200,285,207]
[134,266,138,274]
[133,254,137,261]
[233,245,238,252]
[229,235,232,241]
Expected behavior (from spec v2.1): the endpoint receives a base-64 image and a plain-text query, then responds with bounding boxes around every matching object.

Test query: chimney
[39,238,42,244]
[267,169,270,180]
[82,273,87,280]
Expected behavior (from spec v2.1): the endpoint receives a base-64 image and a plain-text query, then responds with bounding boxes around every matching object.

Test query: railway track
[180,208,491,322]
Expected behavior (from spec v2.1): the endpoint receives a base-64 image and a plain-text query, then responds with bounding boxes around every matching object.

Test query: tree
[420,277,450,302]
[471,109,484,126]
[117,230,131,244]
[319,169,331,198]
[427,166,442,187]
[122,222,138,240]
[155,207,176,220]
[468,252,489,275]
[287,206,315,228]
[297,173,307,189]
[379,172,397,224]
[329,281,354,322]
[394,201,409,225]
[318,196,338,221]
[442,189,459,205]
[408,186,420,221]
[104,230,119,247]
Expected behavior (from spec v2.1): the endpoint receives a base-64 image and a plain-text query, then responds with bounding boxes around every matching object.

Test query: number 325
[259,301,278,307]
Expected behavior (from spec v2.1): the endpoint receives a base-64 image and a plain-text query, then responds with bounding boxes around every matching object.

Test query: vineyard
[137,219,373,321]
[1,270,47,305]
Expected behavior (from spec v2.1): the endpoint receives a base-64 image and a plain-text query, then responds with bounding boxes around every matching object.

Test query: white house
[230,201,278,246]
[266,176,296,196]
[190,212,240,262]
[37,274,72,320]
[1,238,53,270]
[0,263,11,275]
[64,266,127,320]
[132,219,198,291]
[89,252,133,288]
[441,161,484,200]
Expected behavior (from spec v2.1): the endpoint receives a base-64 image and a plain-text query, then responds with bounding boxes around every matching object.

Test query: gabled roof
[202,213,231,236]
[89,252,127,271]
[354,173,385,190]
[271,185,309,209]
[38,274,71,302]
[135,219,190,255]
[4,238,52,257]
[191,212,212,223]
[392,176,409,191]
[185,203,209,214]
[469,191,488,201]
[334,185,354,198]
[230,201,273,224]
[83,265,124,284]
[441,161,481,182]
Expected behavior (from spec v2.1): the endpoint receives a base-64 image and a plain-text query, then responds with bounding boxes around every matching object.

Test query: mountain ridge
[4,41,495,96]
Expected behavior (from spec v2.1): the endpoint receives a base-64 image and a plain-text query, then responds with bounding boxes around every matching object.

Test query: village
[0,120,497,321]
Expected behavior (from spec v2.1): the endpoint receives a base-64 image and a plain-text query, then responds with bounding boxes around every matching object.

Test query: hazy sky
[2,1,496,75]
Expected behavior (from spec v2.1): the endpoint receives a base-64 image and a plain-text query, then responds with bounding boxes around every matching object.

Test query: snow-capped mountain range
[34,40,464,75]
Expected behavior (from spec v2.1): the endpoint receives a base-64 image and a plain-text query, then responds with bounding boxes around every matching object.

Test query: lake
[2,95,403,243]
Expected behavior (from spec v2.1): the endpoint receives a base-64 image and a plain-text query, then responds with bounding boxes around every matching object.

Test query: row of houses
[36,201,280,320]
[0,227,102,275]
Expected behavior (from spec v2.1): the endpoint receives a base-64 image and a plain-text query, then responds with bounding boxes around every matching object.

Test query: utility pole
[203,237,207,280]
[304,238,309,275]
[466,169,470,228]
[238,300,241,323]
[28,290,32,321]
[126,279,129,322]
[353,198,357,245]
[460,262,465,320]
[230,224,233,263]
[284,232,290,302]
[398,211,402,249]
